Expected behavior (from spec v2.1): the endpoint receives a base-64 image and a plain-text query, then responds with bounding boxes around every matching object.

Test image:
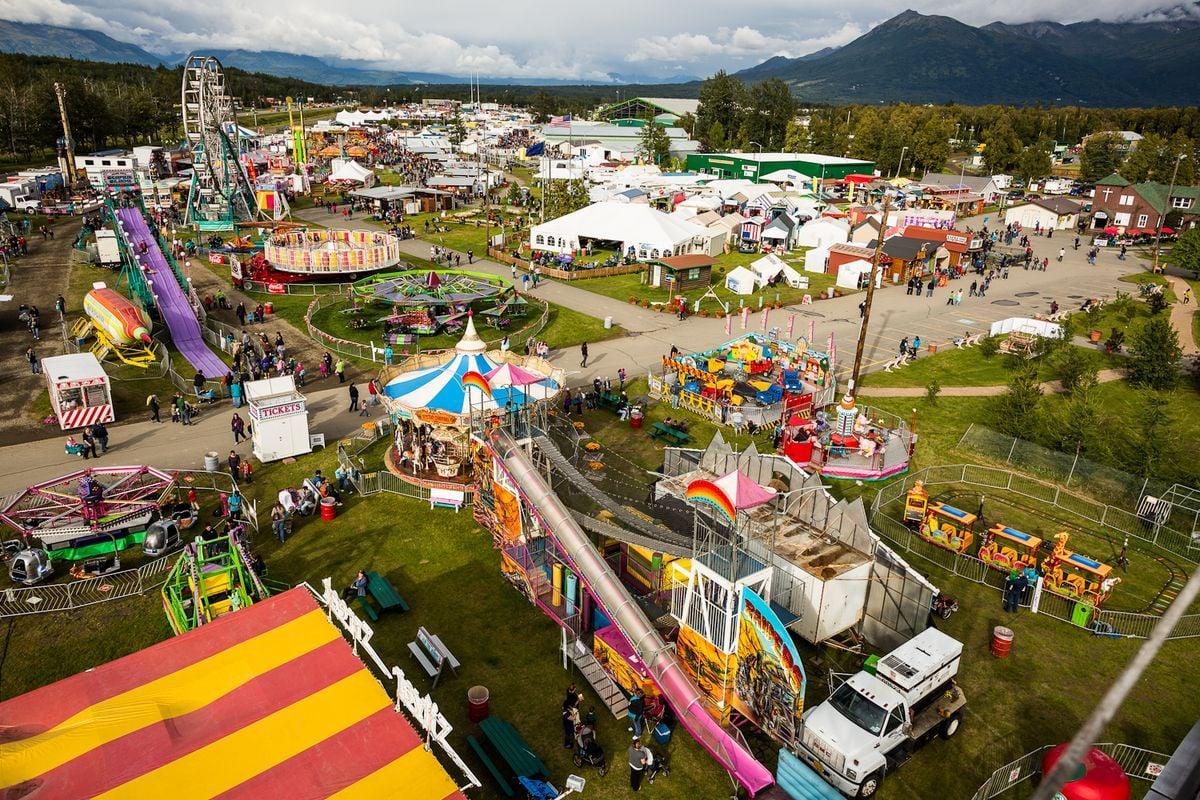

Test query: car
[1006,190,1025,200]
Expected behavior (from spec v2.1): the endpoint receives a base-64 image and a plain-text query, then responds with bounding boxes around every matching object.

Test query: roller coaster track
[1145,555,1188,616]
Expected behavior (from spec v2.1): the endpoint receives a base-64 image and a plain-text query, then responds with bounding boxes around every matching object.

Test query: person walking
[1184,287,1192,305]
[147,393,161,423]
[239,458,253,485]
[231,412,246,443]
[858,300,867,318]
[81,428,98,460]
[580,342,588,368]
[618,368,627,391]
[25,346,39,374]
[629,739,649,792]
[236,302,246,326]
[348,383,360,412]
[336,358,347,383]
[55,294,66,319]
[91,422,109,454]
[383,345,394,366]
[367,378,380,407]
[228,450,241,477]
[561,699,580,749]
[271,501,288,543]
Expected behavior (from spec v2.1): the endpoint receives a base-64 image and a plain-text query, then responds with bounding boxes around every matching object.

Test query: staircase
[570,644,629,720]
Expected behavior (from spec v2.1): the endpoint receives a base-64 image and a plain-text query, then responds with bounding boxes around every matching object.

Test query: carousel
[379,314,563,486]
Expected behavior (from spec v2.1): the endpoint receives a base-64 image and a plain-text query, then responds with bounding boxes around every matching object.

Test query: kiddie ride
[1,466,195,586]
[1041,532,1119,607]
[161,523,269,635]
[904,481,976,554]
[978,524,1043,577]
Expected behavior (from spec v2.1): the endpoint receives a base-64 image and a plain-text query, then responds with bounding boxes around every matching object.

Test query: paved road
[296,209,1133,389]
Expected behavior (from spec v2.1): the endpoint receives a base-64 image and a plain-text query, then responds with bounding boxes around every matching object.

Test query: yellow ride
[979,524,1042,573]
[1041,532,1120,606]
[919,501,976,554]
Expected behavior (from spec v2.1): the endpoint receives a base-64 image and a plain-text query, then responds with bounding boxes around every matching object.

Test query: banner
[730,587,806,747]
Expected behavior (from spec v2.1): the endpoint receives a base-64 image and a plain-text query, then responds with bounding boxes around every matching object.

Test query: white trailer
[245,376,311,463]
[94,230,122,266]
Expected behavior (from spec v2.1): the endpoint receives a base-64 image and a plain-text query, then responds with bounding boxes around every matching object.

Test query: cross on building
[1102,187,1114,202]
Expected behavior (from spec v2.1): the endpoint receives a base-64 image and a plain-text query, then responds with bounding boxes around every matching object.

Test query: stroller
[571,725,608,776]
[646,749,671,784]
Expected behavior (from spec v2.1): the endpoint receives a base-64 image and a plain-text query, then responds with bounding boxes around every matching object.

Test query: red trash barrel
[991,626,1014,658]
[320,496,337,521]
[467,686,490,722]
[264,301,274,315]
[630,409,644,429]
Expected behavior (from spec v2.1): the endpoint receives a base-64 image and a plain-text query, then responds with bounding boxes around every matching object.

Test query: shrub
[628,296,639,304]
[925,379,941,405]
[979,335,1000,359]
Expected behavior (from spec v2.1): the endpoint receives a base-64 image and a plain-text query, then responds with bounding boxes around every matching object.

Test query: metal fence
[970,743,1168,800]
[240,279,355,296]
[958,424,1175,514]
[869,465,1200,640]
[336,428,475,507]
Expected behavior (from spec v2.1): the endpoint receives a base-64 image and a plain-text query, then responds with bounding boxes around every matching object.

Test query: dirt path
[0,219,80,445]
[859,368,1126,397]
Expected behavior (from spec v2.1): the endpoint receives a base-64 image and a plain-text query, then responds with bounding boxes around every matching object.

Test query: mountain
[0,19,165,65]
[734,8,1200,105]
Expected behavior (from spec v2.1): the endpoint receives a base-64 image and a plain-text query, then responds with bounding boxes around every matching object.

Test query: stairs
[570,645,629,720]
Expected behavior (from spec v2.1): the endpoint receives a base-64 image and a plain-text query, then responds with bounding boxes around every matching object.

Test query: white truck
[94,229,122,267]
[794,628,966,798]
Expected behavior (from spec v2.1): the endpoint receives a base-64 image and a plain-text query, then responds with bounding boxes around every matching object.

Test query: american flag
[547,114,573,127]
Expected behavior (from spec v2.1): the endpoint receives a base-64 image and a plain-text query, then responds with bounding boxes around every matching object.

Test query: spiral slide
[114,207,229,378]
[489,430,775,796]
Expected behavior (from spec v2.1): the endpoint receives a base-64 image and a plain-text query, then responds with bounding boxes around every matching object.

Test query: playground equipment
[0,466,180,567]
[918,501,977,554]
[978,524,1043,574]
[182,55,257,229]
[350,270,514,334]
[161,523,269,634]
[41,353,115,430]
[1039,743,1131,800]
[904,480,930,526]
[7,548,53,586]
[1041,532,1119,606]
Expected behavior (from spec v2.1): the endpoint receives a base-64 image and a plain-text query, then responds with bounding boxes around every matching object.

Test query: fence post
[1066,451,1079,486]
[1006,436,1018,463]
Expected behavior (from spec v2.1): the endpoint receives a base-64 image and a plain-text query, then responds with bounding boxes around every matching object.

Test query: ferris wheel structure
[182,55,257,230]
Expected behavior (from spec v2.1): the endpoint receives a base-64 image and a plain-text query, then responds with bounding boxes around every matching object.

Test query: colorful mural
[472,441,522,545]
[675,624,734,723]
[731,588,806,747]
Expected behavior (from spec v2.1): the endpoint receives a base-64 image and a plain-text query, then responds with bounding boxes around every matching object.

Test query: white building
[530,201,710,260]
[1003,197,1082,231]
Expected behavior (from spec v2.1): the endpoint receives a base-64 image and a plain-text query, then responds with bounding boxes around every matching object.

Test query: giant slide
[489,430,775,796]
[114,207,229,378]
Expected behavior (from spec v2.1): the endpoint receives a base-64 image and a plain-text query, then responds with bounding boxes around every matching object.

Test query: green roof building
[597,97,701,128]
[686,152,875,183]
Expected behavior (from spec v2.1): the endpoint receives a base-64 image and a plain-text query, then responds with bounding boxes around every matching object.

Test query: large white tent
[835,259,876,290]
[795,217,850,248]
[530,201,709,259]
[751,254,807,289]
[805,244,830,273]
[725,265,756,295]
[328,158,375,187]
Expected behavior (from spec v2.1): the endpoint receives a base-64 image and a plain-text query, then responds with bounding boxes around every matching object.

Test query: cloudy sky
[2,0,1194,80]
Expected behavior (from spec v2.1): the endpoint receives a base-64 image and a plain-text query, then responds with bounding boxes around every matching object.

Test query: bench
[429,487,465,512]
[408,625,460,687]
[467,735,515,797]
[594,392,623,413]
[366,570,410,613]
[882,353,911,372]
[953,333,982,348]
[649,422,691,446]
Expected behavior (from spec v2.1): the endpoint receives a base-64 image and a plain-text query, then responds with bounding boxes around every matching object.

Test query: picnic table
[479,716,549,781]
[358,570,410,621]
[649,422,691,446]
[594,392,622,414]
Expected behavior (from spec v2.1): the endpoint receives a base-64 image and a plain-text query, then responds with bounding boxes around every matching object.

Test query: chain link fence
[970,743,1169,800]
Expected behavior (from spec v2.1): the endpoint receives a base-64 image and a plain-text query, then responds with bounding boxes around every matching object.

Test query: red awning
[1161,227,1177,235]
[1103,226,1119,235]
[844,174,875,184]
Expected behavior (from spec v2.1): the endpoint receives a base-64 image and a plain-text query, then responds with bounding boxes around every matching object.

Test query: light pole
[1151,153,1187,275]
[749,140,763,185]
[894,146,908,180]
[850,194,891,393]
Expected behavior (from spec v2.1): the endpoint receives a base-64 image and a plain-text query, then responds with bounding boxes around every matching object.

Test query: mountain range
[734,8,1200,105]
[0,10,1198,104]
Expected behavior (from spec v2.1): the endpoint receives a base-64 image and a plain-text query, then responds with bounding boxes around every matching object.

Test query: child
[240,459,254,485]
[188,487,199,513]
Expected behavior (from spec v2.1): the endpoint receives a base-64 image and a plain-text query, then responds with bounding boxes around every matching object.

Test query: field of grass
[860,341,1121,389]
[236,106,344,131]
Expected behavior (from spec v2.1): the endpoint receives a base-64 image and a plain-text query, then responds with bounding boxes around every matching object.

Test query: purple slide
[115,208,229,379]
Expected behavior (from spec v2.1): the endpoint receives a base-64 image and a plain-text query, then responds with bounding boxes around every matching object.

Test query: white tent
[804,244,830,273]
[529,201,708,259]
[751,254,787,286]
[778,261,807,289]
[795,217,850,248]
[835,259,875,290]
[725,265,756,295]
[329,158,375,187]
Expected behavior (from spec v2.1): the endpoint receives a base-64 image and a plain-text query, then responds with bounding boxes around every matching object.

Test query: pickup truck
[794,628,967,798]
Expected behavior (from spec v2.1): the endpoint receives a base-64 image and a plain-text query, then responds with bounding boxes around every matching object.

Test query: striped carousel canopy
[383,315,557,417]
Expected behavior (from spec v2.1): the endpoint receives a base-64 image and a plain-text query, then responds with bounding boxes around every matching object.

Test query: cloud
[627,22,865,63]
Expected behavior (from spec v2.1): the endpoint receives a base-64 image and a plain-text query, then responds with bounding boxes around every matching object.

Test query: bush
[925,379,942,405]
[979,335,1000,359]
[640,300,650,308]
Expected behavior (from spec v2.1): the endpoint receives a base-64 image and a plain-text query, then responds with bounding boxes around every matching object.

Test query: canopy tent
[329,158,375,187]
[835,258,875,290]
[0,587,465,799]
[804,244,831,274]
[795,217,850,248]
[752,253,806,288]
[529,201,708,259]
[383,316,559,419]
[759,169,811,187]
[725,265,757,296]
[713,470,778,511]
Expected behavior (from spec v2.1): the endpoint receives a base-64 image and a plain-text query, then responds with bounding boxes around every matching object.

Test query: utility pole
[53,82,77,188]
[849,194,891,393]
[1151,153,1187,275]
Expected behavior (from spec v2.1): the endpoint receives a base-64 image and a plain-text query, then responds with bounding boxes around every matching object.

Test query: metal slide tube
[489,431,774,795]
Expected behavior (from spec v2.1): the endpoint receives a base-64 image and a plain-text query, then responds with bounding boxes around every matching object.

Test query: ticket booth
[42,353,115,430]
[245,376,311,462]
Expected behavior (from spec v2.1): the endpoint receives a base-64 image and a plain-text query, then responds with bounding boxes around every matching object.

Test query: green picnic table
[365,570,410,615]
[479,716,549,780]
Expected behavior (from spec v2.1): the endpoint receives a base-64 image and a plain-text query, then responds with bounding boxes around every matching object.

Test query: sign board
[208,252,226,265]
[267,282,286,294]
[249,400,305,422]
[103,170,137,188]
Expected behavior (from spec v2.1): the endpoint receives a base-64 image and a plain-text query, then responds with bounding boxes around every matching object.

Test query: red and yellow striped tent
[0,588,466,800]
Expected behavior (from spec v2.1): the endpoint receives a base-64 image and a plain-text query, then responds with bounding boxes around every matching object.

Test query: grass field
[859,342,1121,389]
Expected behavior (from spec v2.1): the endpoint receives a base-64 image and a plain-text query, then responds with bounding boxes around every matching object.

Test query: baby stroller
[572,725,607,776]
[646,749,671,784]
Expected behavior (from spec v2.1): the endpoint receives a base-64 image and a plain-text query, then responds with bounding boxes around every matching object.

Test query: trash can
[652,721,672,746]
[204,451,220,472]
[320,496,338,521]
[604,315,613,329]
[467,686,490,722]
[264,301,274,315]
[629,408,644,429]
[991,626,1014,658]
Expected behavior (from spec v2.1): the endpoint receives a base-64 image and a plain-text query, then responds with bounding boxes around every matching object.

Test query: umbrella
[1161,227,1176,235]
[484,362,547,389]
[1103,226,1119,235]
[1124,228,1142,236]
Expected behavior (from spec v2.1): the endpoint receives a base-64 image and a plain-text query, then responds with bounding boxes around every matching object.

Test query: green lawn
[236,106,344,130]
[1118,270,1178,303]
[860,342,1121,389]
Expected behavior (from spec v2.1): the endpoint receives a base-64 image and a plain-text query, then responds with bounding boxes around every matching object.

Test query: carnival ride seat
[755,383,783,406]
[782,369,803,393]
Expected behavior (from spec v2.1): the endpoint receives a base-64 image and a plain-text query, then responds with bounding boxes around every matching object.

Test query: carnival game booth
[380,315,562,488]
[245,376,311,463]
[262,229,403,280]
[653,333,837,429]
[42,353,115,430]
[0,587,469,800]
